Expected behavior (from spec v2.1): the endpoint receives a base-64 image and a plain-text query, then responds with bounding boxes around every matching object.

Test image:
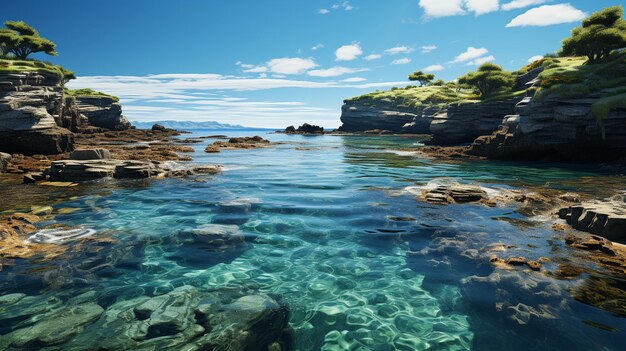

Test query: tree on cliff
[561,6,626,63]
[0,21,57,60]
[457,63,515,98]
[408,71,435,86]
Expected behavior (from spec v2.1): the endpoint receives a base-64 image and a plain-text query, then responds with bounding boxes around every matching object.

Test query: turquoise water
[1,131,625,350]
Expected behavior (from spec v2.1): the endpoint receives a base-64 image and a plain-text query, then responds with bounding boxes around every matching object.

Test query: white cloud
[421,45,438,53]
[527,55,544,63]
[307,66,368,77]
[311,44,324,50]
[465,0,500,15]
[506,4,586,27]
[342,77,367,82]
[451,47,489,63]
[364,54,382,61]
[333,1,355,11]
[243,66,268,73]
[384,46,415,55]
[419,0,465,18]
[466,55,496,65]
[335,43,363,61]
[266,57,316,75]
[66,73,410,128]
[319,8,330,14]
[424,64,445,72]
[501,0,548,11]
[392,58,412,65]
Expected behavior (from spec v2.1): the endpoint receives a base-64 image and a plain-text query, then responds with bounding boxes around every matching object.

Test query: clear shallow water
[1,131,625,350]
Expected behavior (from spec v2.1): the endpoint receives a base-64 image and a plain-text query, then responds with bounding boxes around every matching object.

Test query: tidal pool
[0,132,624,350]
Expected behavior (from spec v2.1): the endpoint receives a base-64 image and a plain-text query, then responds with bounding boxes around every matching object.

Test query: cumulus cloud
[506,4,586,27]
[527,55,544,63]
[392,58,412,65]
[501,0,548,11]
[466,55,496,65]
[364,54,382,61]
[384,46,415,55]
[424,64,445,72]
[267,57,317,75]
[307,66,368,77]
[335,43,363,61]
[419,0,465,18]
[421,45,438,53]
[450,47,489,63]
[464,0,500,16]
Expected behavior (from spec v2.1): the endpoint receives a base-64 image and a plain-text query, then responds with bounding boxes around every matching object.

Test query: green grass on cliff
[344,85,477,110]
[0,58,71,80]
[534,54,626,101]
[65,88,120,102]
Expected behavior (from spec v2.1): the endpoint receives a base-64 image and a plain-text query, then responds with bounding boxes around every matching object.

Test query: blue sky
[4,0,624,128]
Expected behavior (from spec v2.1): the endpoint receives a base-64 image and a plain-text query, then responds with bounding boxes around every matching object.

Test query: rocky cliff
[0,71,75,155]
[338,101,435,133]
[75,96,131,131]
[468,95,626,162]
[429,97,522,145]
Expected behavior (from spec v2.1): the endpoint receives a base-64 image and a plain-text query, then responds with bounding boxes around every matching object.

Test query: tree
[561,6,626,63]
[408,71,435,86]
[0,21,57,60]
[457,63,515,98]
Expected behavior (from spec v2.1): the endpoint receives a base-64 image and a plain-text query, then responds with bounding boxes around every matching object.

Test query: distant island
[131,120,266,131]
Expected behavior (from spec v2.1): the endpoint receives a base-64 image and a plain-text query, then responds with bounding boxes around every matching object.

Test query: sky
[3,0,624,128]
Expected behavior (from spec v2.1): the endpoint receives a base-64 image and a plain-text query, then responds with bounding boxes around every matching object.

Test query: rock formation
[559,200,626,240]
[469,94,626,162]
[75,96,131,131]
[338,101,434,133]
[284,123,324,134]
[429,97,521,145]
[0,71,75,155]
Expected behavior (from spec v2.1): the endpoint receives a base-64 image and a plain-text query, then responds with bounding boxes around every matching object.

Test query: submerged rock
[419,183,488,204]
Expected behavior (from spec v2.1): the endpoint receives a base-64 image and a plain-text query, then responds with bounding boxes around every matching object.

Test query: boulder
[75,96,131,131]
[420,183,488,204]
[152,124,167,132]
[0,152,10,173]
[190,224,245,249]
[296,123,324,134]
[70,148,111,160]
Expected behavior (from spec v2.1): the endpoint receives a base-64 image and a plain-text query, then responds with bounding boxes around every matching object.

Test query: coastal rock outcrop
[0,71,75,155]
[338,101,433,133]
[559,200,626,240]
[284,123,324,134]
[468,95,626,162]
[75,96,131,131]
[429,98,521,145]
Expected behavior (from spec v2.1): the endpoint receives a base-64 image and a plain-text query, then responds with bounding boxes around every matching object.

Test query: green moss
[65,88,119,102]
[591,92,626,138]
[0,58,70,79]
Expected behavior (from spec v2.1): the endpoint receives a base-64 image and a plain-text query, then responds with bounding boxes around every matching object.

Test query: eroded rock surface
[559,200,626,240]
[75,96,131,131]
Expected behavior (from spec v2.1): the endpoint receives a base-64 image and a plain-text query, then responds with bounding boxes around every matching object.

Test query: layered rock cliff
[468,95,626,162]
[338,101,436,133]
[76,96,131,131]
[429,97,522,145]
[0,71,75,155]
[0,70,132,156]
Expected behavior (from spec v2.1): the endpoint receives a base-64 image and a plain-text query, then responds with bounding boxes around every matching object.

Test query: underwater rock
[1,303,104,348]
[191,224,245,249]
